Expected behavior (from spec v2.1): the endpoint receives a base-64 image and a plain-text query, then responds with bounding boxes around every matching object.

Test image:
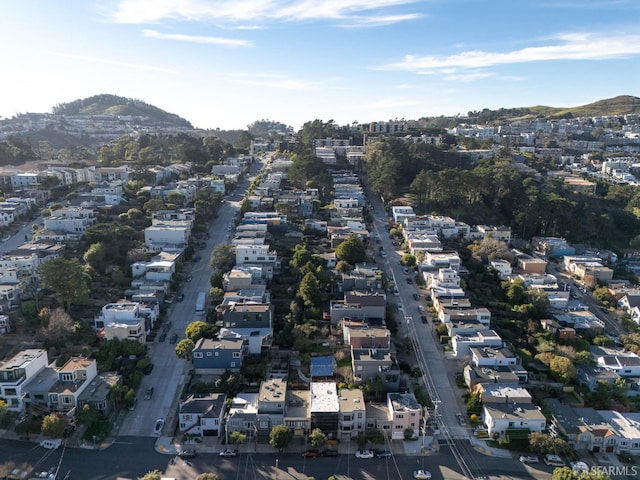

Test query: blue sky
[2,0,640,130]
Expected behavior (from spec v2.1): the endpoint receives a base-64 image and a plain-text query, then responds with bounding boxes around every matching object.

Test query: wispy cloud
[45,51,175,73]
[379,32,640,75]
[111,0,421,26]
[143,29,251,47]
[337,13,422,28]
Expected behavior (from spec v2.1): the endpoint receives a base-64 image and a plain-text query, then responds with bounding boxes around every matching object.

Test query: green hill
[51,94,192,127]
[471,95,640,123]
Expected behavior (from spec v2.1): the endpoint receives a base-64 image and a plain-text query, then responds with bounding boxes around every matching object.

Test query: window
[230,362,236,368]
[215,352,219,357]
[194,352,203,359]
[357,413,363,419]
[396,414,404,419]
[383,425,390,430]
[395,425,403,429]
[343,415,351,422]
[60,373,73,382]
[206,352,212,357]
[233,352,241,358]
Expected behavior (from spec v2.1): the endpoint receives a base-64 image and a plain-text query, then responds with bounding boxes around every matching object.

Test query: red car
[301,450,320,458]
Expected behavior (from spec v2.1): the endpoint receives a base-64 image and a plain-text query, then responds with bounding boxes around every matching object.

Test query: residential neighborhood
[1,103,640,480]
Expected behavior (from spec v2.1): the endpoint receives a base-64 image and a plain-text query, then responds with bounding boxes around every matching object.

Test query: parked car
[456,413,467,426]
[406,278,413,284]
[143,363,154,375]
[413,293,420,301]
[301,449,320,458]
[219,448,238,457]
[355,450,374,459]
[158,332,166,343]
[519,455,539,464]
[154,418,164,434]
[397,303,403,311]
[544,454,565,467]
[376,450,392,459]
[144,386,154,400]
[421,315,428,324]
[177,293,184,302]
[321,449,339,457]
[413,470,432,479]
[179,449,197,458]
[169,333,178,344]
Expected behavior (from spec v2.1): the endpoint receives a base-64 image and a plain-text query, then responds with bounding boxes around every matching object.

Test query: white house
[41,207,96,240]
[94,302,155,343]
[144,223,190,251]
[483,403,546,440]
[0,349,49,412]
[451,330,503,358]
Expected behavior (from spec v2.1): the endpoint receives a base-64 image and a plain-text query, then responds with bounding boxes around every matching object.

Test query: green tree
[77,404,99,426]
[195,474,219,480]
[175,338,196,359]
[297,272,321,308]
[41,413,65,438]
[139,470,162,480]
[0,399,8,427]
[308,428,328,449]
[185,321,215,342]
[335,235,366,265]
[401,254,416,267]
[550,355,577,383]
[269,424,292,450]
[83,242,107,273]
[39,257,89,311]
[229,431,247,445]
[529,432,554,454]
[465,392,482,415]
[210,244,235,272]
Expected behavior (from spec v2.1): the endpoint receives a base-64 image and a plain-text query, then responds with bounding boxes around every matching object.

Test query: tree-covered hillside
[363,137,640,251]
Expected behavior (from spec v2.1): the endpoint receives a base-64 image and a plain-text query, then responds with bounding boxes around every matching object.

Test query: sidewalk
[156,432,441,457]
[469,437,513,458]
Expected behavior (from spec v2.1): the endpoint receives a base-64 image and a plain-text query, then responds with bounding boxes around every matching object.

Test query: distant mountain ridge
[51,94,193,128]
[468,95,640,124]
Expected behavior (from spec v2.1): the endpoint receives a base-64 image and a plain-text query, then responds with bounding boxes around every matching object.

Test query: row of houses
[178,378,422,442]
[0,349,118,415]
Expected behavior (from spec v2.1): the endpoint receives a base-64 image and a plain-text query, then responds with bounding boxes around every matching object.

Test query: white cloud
[337,13,422,28]
[379,32,640,73]
[45,51,175,73]
[111,0,420,25]
[142,29,251,47]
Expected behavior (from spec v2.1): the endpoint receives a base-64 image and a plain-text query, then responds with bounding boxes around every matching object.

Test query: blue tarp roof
[311,356,336,377]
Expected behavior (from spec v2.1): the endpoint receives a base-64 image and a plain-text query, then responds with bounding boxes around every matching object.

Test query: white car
[355,450,374,459]
[219,448,238,457]
[397,303,403,311]
[154,418,164,435]
[519,455,539,464]
[413,470,432,479]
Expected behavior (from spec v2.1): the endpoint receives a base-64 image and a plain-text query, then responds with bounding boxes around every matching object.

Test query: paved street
[0,437,550,480]
[118,157,265,438]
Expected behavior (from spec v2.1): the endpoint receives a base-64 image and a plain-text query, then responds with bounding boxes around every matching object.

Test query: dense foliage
[363,138,640,250]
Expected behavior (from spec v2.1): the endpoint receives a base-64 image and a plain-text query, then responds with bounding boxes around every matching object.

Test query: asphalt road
[118,156,266,438]
[0,438,551,480]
